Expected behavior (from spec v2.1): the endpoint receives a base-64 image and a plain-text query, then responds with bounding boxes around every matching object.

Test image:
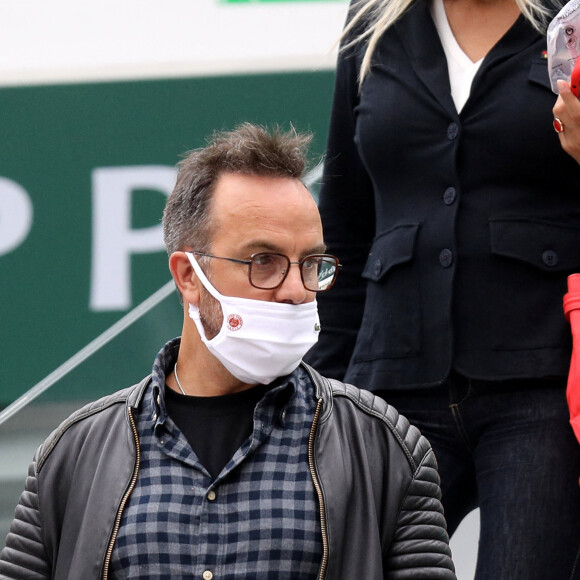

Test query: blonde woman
[307,0,580,577]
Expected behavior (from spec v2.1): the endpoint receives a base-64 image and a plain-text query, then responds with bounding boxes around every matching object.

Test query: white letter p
[90,166,177,311]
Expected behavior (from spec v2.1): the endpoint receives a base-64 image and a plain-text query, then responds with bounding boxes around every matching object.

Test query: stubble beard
[198,286,223,340]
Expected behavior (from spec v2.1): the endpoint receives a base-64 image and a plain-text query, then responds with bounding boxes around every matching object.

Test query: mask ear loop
[571,55,580,97]
[185,252,224,302]
[185,252,229,342]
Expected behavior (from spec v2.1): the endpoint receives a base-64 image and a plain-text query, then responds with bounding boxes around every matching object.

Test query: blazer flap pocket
[528,58,552,91]
[362,224,419,282]
[490,218,580,271]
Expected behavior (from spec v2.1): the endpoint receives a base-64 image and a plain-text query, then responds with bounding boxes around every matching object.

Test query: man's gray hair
[162,123,312,256]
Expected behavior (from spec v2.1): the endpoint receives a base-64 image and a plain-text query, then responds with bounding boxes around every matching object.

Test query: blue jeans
[377,374,580,580]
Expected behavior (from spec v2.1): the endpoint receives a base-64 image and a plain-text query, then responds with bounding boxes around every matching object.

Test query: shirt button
[207,490,217,501]
[542,250,558,267]
[447,122,459,140]
[439,249,453,268]
[152,413,157,422]
[203,571,213,580]
[443,187,456,205]
[156,394,161,406]
[373,259,382,276]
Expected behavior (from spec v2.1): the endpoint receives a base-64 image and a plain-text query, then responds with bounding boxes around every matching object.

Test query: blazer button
[447,123,459,140]
[373,259,382,276]
[439,249,453,267]
[443,187,456,205]
[542,250,558,267]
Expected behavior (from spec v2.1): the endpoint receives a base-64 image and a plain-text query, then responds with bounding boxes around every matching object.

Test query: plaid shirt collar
[147,337,299,441]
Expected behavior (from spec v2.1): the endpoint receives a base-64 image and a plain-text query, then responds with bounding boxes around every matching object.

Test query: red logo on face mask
[227,314,243,331]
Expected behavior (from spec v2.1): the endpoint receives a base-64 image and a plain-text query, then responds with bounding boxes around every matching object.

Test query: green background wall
[0,71,335,405]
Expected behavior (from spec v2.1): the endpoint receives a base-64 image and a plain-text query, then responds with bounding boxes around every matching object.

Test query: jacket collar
[391,0,543,116]
[300,362,334,422]
[127,374,152,409]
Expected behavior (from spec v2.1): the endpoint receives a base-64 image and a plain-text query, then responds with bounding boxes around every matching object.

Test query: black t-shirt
[164,383,273,479]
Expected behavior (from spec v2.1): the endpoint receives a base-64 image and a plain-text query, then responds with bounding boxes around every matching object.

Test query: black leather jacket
[0,364,456,579]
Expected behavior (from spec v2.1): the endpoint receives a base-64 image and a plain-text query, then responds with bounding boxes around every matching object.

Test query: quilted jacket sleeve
[386,434,456,580]
[311,373,456,580]
[0,452,51,579]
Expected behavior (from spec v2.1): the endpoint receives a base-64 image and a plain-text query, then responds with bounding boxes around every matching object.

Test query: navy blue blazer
[307,0,580,390]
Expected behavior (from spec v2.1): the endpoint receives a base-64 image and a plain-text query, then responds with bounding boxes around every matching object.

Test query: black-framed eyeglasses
[192,251,341,292]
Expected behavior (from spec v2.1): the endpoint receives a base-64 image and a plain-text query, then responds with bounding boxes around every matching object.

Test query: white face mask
[186,252,321,385]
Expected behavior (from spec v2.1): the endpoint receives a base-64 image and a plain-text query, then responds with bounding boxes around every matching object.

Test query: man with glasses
[0,124,455,579]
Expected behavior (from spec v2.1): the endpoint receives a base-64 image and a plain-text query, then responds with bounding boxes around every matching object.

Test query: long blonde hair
[344,0,556,84]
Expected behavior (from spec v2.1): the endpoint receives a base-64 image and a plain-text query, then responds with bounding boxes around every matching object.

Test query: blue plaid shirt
[109,338,322,579]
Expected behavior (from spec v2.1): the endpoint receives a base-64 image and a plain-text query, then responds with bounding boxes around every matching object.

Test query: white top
[430,0,484,112]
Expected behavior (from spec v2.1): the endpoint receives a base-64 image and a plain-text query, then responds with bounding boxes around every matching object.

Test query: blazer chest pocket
[354,224,422,361]
[528,58,553,92]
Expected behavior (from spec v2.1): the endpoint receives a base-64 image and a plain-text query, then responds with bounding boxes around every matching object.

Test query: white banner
[0,0,349,86]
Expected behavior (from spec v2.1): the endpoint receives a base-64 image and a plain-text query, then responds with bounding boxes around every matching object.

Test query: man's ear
[169,252,201,305]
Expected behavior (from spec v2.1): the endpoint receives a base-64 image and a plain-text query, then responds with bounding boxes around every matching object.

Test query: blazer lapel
[394,0,458,117]
[393,1,543,115]
[476,13,542,76]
